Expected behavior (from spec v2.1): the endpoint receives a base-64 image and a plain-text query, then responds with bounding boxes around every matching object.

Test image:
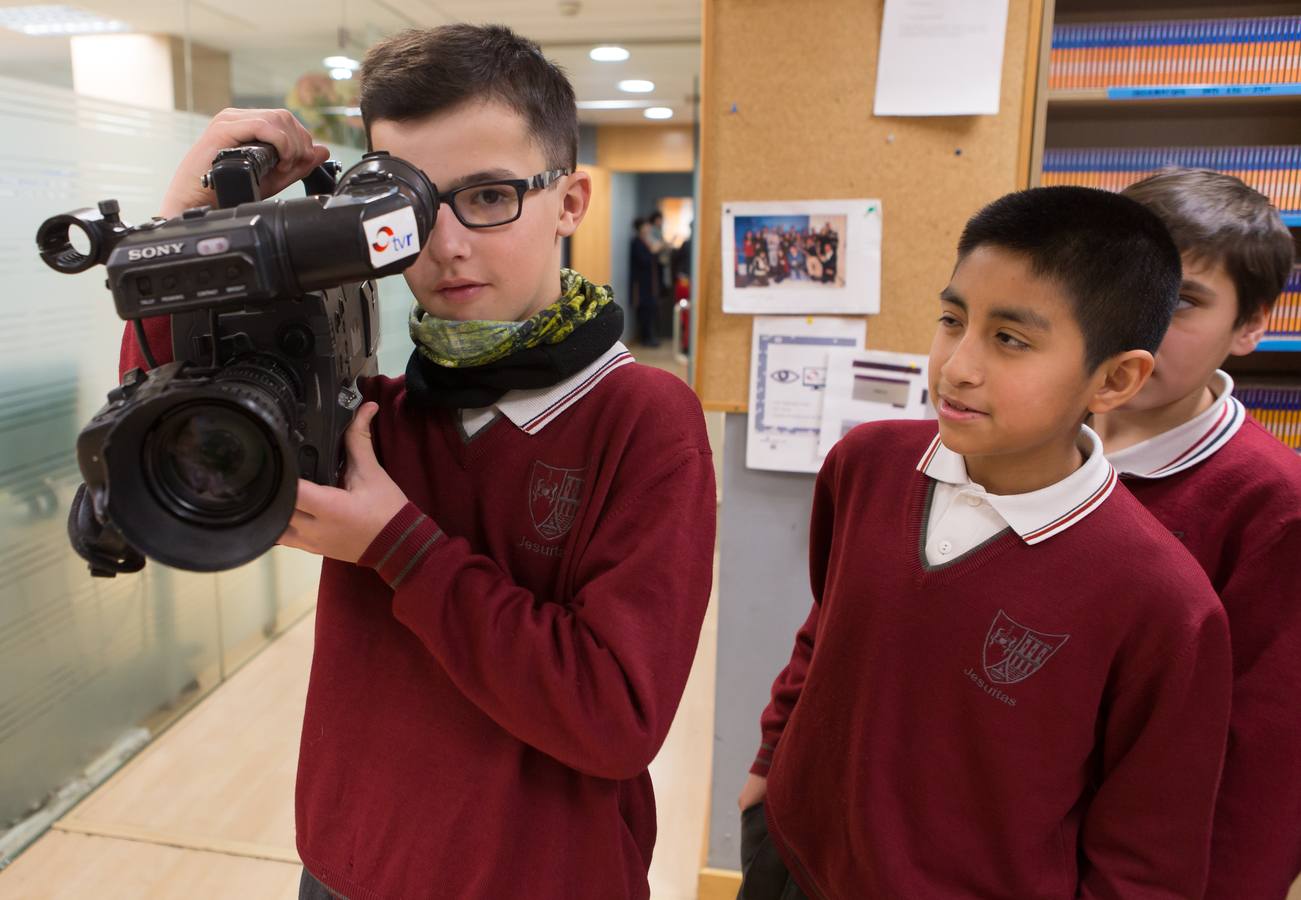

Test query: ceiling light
[329,68,353,80]
[576,100,659,110]
[643,107,673,120]
[0,4,129,36]
[589,45,629,62]
[323,55,360,70]
[618,79,655,93]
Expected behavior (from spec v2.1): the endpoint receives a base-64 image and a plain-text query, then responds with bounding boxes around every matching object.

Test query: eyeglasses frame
[434,168,574,229]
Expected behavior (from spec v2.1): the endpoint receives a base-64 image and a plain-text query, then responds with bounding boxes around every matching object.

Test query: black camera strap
[404,302,625,410]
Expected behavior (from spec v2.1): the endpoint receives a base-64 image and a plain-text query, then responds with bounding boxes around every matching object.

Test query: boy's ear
[556,171,592,239]
[1087,349,1155,415]
[1227,304,1271,357]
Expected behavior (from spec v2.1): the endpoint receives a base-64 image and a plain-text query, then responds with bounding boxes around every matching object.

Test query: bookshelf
[1032,0,1301,452]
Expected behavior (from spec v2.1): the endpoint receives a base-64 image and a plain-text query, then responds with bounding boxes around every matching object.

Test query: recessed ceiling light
[589,45,629,62]
[576,100,659,110]
[618,79,655,93]
[644,107,673,120]
[323,55,360,70]
[329,68,353,80]
[0,4,129,36]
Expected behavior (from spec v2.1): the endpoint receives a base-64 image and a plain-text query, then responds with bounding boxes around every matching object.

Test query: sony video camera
[36,143,436,574]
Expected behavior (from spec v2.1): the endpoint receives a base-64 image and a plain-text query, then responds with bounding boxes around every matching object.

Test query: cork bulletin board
[693,0,1045,411]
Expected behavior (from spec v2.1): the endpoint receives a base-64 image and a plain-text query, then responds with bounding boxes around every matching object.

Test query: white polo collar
[484,342,634,435]
[1107,370,1245,480]
[915,425,1118,546]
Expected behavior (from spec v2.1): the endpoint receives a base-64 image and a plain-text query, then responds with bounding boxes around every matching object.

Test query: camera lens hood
[86,363,300,572]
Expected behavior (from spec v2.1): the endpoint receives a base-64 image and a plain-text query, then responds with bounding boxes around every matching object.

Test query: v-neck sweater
[1121,419,1301,900]
[752,420,1231,900]
[295,365,715,900]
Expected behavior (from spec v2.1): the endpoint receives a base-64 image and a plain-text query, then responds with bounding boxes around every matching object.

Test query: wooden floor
[0,590,721,900]
[0,611,311,899]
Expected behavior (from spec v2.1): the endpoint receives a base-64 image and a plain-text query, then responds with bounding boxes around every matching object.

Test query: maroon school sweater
[752,420,1231,900]
[1122,419,1301,900]
[295,363,714,900]
[120,323,717,899]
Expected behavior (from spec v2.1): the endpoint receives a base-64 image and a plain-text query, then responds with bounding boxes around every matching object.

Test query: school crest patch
[983,610,1070,685]
[529,461,586,541]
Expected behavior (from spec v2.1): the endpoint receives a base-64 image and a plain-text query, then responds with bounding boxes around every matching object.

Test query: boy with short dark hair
[1096,168,1301,899]
[736,186,1232,899]
[121,24,715,900]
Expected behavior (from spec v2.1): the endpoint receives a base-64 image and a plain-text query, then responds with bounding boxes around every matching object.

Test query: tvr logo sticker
[364,208,420,267]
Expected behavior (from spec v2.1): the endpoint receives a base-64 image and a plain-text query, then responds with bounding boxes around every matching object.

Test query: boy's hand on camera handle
[738,773,768,812]
[161,108,330,218]
[278,403,410,564]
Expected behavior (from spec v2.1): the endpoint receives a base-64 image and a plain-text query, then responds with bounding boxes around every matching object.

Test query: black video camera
[36,144,436,574]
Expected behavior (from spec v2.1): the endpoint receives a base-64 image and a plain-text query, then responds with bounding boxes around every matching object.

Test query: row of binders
[1041,147,1301,215]
[1268,269,1301,339]
[1050,16,1301,92]
[1238,385,1301,452]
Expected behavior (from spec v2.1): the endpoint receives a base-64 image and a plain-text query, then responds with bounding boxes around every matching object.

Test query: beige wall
[597,125,694,173]
[569,164,614,286]
[69,33,231,115]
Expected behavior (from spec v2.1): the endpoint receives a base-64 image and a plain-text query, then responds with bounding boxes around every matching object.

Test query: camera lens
[146,401,281,525]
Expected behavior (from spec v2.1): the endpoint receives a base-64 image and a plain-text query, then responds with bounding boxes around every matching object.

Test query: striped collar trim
[491,342,634,435]
[1108,370,1245,480]
[916,425,1117,546]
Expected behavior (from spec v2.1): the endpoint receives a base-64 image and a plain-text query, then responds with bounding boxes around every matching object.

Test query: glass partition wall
[0,3,413,852]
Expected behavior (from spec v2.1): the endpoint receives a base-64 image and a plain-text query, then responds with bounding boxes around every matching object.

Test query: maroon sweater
[752,420,1231,899]
[120,323,717,899]
[1123,420,1301,900]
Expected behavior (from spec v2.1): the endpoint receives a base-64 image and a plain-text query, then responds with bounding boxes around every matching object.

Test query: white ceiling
[0,0,701,124]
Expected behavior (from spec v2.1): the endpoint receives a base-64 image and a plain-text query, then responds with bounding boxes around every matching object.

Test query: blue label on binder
[1107,84,1301,100]
[1257,339,1301,352]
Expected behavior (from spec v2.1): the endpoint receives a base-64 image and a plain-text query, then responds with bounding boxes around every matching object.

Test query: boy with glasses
[122,25,716,900]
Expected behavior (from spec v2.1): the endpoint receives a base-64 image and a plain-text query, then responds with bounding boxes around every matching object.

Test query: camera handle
[203,142,341,207]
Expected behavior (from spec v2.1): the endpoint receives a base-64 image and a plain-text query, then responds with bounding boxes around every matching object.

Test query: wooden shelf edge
[1048,87,1301,107]
[698,867,743,900]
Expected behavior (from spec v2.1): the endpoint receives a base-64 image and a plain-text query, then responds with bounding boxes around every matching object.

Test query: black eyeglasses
[434,169,572,228]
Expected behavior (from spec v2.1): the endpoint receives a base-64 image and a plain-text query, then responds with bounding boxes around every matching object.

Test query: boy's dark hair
[1122,168,1296,326]
[957,186,1182,371]
[359,24,578,170]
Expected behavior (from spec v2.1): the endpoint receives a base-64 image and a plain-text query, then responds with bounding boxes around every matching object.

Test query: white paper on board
[873,0,1010,117]
[746,316,866,474]
[817,348,932,459]
[722,199,881,315]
